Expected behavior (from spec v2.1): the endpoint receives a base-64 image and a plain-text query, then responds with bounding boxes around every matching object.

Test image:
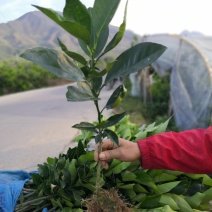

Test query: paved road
[0,84,113,171]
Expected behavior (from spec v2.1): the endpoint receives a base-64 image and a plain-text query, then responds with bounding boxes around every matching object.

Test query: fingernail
[99,153,106,160]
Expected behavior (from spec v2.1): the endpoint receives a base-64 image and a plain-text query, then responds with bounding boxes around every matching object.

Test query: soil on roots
[86,188,132,212]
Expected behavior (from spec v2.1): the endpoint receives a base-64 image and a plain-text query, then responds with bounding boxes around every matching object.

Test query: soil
[86,188,132,212]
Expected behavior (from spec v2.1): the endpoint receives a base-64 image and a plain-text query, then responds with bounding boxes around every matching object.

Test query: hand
[94,138,141,169]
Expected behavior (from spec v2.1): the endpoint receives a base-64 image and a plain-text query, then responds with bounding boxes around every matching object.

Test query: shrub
[0,60,58,95]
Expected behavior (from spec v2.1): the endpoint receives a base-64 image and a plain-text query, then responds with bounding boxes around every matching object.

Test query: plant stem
[91,52,104,195]
[16,196,50,208]
[94,100,101,123]
[93,99,103,195]
[96,141,102,195]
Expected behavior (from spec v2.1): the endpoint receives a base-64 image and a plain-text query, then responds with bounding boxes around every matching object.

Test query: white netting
[131,33,212,130]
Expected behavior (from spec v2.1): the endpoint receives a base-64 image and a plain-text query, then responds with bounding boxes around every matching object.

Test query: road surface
[0,84,113,171]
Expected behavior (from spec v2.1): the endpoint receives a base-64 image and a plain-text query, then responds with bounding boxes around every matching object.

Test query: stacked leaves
[16,117,212,211]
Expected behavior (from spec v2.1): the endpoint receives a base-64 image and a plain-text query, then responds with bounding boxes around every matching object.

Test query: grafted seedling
[20,0,166,209]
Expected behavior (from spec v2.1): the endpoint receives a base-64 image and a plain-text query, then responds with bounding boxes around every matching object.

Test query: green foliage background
[116,74,178,131]
[0,60,59,96]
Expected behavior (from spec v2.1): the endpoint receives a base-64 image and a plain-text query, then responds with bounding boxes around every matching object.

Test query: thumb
[99,149,119,161]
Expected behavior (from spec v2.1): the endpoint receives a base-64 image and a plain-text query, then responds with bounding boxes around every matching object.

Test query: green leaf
[51,198,63,209]
[121,128,131,139]
[121,171,137,181]
[71,209,83,212]
[72,122,97,133]
[61,169,71,184]
[157,181,181,193]
[82,183,95,192]
[66,82,98,102]
[126,160,140,172]
[77,141,86,157]
[185,192,205,208]
[58,38,87,65]
[111,162,131,174]
[94,26,109,58]
[104,159,121,172]
[170,194,193,212]
[20,47,85,81]
[104,129,119,145]
[47,157,56,165]
[133,184,148,193]
[150,117,171,135]
[164,170,184,177]
[153,173,177,183]
[147,169,164,177]
[62,200,73,208]
[201,187,212,205]
[184,173,205,180]
[33,5,90,44]
[63,0,91,31]
[124,189,137,199]
[135,171,158,191]
[78,40,91,56]
[89,0,120,48]
[31,173,42,185]
[203,175,212,186]
[100,0,128,58]
[117,183,135,190]
[72,189,83,202]
[101,61,116,76]
[38,164,49,178]
[57,157,66,170]
[140,194,161,209]
[105,42,167,84]
[69,159,77,182]
[135,122,158,140]
[105,84,127,109]
[132,193,146,203]
[91,77,102,93]
[78,151,94,165]
[103,112,126,128]
[159,194,179,210]
[95,134,102,144]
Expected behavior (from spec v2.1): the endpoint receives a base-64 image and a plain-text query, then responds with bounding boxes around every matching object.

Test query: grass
[115,94,147,127]
[114,76,179,131]
[113,77,147,127]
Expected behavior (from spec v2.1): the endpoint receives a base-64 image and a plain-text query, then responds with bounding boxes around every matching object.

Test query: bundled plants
[17,0,212,211]
[16,117,212,211]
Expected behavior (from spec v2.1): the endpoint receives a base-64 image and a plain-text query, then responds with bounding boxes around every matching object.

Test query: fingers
[94,141,112,169]
[99,149,117,161]
[100,161,109,169]
[101,139,117,151]
[94,139,117,162]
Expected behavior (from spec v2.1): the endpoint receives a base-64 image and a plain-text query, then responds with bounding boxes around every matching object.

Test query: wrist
[133,142,141,161]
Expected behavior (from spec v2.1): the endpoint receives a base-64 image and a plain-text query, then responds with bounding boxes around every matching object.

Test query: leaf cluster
[20,0,167,149]
[16,118,212,211]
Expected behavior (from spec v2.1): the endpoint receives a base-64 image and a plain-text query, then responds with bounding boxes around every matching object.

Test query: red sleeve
[137,126,212,174]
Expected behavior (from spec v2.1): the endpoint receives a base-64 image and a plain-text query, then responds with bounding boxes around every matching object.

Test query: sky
[0,0,212,36]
